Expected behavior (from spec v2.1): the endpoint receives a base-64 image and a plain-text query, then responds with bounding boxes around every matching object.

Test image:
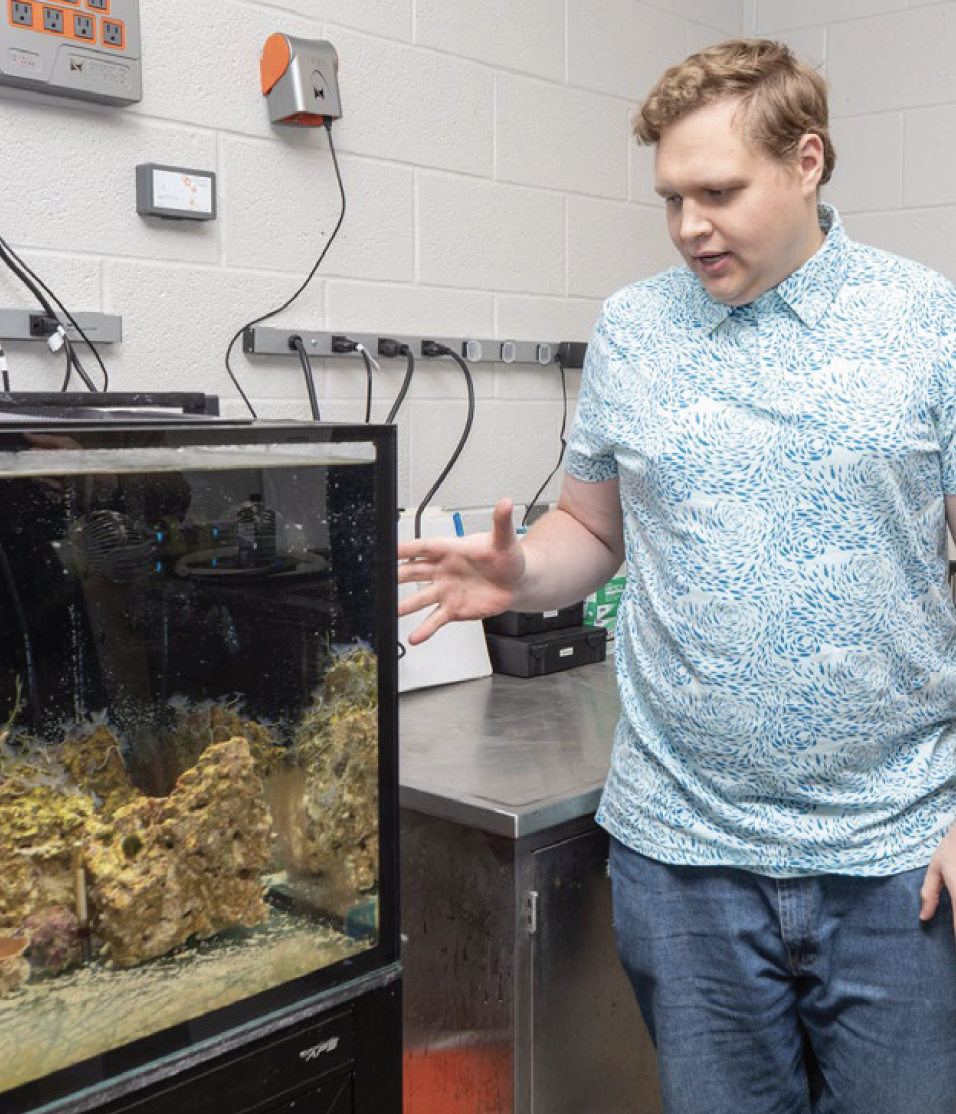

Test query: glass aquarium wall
[0,424,397,1108]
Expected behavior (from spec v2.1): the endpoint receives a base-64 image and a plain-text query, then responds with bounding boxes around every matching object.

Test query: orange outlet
[9,2,35,29]
[41,5,65,34]
[101,15,122,47]
[9,3,113,47]
[72,10,93,38]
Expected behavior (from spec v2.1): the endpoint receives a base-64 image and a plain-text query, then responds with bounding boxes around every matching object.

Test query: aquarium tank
[0,417,399,1114]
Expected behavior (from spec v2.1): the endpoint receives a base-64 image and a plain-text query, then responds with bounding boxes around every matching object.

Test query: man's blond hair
[635,39,835,185]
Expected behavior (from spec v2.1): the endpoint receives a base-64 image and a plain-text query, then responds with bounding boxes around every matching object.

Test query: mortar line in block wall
[745,0,758,38]
[220,134,640,204]
[838,201,956,217]
[643,0,750,36]
[564,0,570,85]
[315,16,650,106]
[564,196,570,298]
[216,128,225,269]
[831,96,956,121]
[899,109,906,207]
[492,74,499,181]
[759,11,926,35]
[413,170,421,285]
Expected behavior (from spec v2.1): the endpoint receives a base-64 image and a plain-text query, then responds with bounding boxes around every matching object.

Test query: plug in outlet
[73,13,94,40]
[11,2,33,27]
[42,6,63,33]
[102,19,123,47]
[29,314,59,338]
[86,0,106,7]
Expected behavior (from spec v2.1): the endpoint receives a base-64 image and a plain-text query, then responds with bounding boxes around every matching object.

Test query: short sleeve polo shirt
[566,205,956,875]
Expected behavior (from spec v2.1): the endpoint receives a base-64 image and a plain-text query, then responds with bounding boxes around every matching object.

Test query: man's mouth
[695,252,731,275]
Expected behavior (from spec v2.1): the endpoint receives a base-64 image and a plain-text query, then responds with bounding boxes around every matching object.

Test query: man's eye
[708,189,730,199]
[664,195,681,206]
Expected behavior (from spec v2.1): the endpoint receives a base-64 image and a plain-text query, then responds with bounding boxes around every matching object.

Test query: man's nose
[679,202,712,242]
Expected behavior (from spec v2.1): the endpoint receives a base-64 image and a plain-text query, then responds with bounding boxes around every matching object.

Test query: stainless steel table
[399,661,662,1114]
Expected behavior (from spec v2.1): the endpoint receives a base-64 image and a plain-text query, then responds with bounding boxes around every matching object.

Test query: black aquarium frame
[0,418,400,1114]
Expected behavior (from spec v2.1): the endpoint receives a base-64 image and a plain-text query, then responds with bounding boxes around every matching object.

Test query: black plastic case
[485,624,607,678]
[482,602,584,637]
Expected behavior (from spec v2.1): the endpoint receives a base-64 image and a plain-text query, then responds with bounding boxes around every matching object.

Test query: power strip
[0,0,141,105]
[0,307,122,342]
[243,327,589,369]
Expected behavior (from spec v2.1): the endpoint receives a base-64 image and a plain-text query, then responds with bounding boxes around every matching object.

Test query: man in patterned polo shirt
[399,39,956,1113]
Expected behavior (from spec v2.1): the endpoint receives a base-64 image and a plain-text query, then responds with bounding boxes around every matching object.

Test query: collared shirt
[566,204,956,876]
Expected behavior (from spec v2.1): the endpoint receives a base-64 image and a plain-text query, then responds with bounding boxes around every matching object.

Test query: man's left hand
[920,822,956,944]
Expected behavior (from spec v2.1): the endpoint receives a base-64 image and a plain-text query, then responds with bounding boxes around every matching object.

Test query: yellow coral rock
[84,738,272,967]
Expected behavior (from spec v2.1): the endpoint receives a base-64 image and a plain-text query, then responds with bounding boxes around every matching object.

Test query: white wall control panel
[0,0,141,106]
[136,163,217,221]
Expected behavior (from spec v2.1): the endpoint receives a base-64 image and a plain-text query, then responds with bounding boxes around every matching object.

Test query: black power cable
[59,342,74,392]
[0,233,107,390]
[384,343,415,425]
[0,243,95,390]
[0,540,39,722]
[290,335,321,420]
[332,336,376,422]
[225,121,347,418]
[415,341,475,538]
[522,354,569,527]
[357,344,374,422]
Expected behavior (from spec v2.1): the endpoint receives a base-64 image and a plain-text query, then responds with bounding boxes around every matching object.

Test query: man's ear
[797,132,825,192]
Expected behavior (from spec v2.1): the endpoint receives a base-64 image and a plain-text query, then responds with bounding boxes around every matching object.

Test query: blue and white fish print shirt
[566,204,956,876]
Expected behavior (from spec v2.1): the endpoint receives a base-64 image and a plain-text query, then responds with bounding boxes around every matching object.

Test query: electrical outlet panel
[0,0,141,105]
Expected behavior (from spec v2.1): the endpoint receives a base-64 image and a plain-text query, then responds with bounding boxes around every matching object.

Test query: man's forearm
[512,505,624,613]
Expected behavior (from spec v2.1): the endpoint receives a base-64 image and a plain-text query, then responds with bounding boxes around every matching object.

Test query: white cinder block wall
[5,1,951,520]
[751,1,956,286]
[0,0,743,517]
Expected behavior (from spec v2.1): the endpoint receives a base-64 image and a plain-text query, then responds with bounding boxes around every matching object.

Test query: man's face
[654,97,824,306]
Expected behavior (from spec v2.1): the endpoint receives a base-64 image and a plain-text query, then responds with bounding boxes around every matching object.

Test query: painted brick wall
[0,0,746,515]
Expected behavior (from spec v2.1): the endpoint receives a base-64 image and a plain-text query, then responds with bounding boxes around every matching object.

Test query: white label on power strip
[543,610,558,618]
[153,169,214,215]
[8,48,40,73]
[85,58,132,88]
[559,647,573,658]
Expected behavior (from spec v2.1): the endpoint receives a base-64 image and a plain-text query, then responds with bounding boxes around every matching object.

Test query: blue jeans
[609,837,956,1114]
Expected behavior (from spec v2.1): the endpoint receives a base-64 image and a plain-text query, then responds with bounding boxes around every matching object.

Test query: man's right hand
[397,498,524,645]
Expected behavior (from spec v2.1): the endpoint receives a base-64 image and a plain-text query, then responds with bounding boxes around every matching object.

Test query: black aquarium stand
[95,973,402,1114]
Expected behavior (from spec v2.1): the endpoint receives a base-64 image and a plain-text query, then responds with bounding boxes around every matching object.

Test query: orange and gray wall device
[260,34,341,127]
[0,0,141,105]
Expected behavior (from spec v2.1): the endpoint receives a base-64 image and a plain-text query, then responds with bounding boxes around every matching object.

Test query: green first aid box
[583,575,625,635]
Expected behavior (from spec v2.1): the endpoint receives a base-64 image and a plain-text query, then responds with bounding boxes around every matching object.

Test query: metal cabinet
[401,810,661,1114]
[531,829,660,1114]
[399,663,662,1114]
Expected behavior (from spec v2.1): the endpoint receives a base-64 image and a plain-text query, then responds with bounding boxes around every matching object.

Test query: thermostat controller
[0,0,141,106]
